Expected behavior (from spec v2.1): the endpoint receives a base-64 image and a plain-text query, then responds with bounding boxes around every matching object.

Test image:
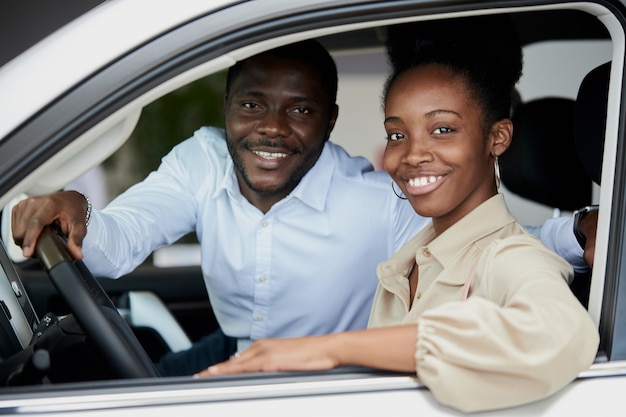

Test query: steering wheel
[35,226,159,379]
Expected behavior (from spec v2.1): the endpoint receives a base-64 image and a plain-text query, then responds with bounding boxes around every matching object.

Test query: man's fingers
[12,205,46,258]
[66,231,86,260]
[11,191,89,260]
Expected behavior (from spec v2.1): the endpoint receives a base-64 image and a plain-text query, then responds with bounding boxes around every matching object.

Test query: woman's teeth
[408,176,441,187]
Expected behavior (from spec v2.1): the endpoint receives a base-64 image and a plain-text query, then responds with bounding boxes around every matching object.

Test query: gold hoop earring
[391,182,407,200]
[494,155,501,189]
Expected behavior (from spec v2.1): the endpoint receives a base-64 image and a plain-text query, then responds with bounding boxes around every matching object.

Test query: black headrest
[574,62,610,185]
[500,97,592,210]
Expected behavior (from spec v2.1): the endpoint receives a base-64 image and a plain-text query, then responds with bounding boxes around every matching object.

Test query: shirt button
[258,276,267,283]
[416,291,422,299]
[261,221,269,227]
[422,248,431,257]
[255,315,264,321]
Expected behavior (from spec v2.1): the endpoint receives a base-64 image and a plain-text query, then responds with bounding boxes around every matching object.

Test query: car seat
[500,89,604,308]
[574,61,610,186]
[568,62,610,307]
[500,97,592,212]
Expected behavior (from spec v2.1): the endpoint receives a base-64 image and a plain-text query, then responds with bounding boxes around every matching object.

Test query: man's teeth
[408,176,441,187]
[254,150,288,159]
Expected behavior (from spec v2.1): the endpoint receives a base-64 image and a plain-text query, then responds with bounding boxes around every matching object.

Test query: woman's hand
[196,325,418,377]
[196,335,339,377]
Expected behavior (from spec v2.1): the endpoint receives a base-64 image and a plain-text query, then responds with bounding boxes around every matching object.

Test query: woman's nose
[403,136,434,165]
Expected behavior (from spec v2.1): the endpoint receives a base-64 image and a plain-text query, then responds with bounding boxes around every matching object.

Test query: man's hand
[11,191,90,260]
[579,210,598,269]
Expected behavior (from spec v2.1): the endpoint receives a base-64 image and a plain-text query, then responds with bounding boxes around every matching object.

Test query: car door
[0,0,625,415]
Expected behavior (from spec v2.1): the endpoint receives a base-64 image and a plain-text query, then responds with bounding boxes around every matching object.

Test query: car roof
[0,1,612,142]
[0,0,238,141]
[0,0,106,68]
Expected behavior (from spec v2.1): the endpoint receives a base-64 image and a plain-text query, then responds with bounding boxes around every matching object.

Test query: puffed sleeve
[415,235,599,413]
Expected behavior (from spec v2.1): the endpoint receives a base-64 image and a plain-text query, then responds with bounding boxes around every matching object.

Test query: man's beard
[226,136,321,198]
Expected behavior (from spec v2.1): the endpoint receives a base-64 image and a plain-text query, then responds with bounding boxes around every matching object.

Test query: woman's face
[383,64,511,234]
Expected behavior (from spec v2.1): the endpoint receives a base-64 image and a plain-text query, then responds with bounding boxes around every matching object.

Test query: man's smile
[253,150,289,160]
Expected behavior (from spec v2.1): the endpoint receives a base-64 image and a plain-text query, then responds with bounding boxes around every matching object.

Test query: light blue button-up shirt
[82,126,583,350]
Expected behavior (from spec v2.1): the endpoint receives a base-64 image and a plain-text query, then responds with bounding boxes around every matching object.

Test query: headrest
[500,97,592,211]
[574,62,610,185]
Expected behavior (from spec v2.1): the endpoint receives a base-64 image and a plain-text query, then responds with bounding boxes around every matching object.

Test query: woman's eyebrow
[425,109,462,118]
[384,109,462,124]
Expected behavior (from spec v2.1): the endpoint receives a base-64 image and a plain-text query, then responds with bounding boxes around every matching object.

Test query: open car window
[0,1,625,415]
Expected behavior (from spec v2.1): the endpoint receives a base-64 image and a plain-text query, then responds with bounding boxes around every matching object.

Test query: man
[11,40,595,376]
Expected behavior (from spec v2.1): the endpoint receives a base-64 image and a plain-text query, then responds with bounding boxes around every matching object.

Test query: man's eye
[243,102,259,109]
[386,132,405,141]
[293,107,311,114]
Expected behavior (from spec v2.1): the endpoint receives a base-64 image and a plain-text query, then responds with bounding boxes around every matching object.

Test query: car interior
[500,60,610,308]
[0,5,618,390]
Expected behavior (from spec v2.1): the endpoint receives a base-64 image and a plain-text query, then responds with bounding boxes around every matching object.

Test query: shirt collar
[378,194,516,278]
[214,142,334,212]
[288,143,334,211]
[428,194,516,268]
[213,157,238,201]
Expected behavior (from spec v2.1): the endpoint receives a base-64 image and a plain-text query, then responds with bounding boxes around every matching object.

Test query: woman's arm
[197,324,418,376]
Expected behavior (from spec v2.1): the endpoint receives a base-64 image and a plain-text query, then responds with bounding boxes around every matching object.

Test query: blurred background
[0,0,105,67]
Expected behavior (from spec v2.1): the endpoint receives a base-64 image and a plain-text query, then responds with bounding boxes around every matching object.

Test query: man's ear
[491,118,513,156]
[326,104,339,140]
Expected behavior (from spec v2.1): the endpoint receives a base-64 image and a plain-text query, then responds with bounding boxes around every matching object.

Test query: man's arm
[526,212,598,272]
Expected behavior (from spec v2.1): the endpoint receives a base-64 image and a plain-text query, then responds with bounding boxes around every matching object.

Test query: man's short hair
[226,40,338,106]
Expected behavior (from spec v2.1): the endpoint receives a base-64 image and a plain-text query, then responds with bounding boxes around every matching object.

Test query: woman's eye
[433,126,453,134]
[386,132,405,141]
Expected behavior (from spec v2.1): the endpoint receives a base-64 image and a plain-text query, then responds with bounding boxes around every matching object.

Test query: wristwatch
[573,205,599,248]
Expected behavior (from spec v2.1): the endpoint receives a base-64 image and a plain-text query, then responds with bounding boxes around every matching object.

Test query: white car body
[0,0,624,415]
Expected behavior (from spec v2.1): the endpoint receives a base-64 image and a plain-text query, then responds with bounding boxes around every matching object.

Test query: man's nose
[257,110,291,137]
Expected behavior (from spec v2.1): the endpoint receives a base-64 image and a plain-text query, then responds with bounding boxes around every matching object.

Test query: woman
[197,33,599,412]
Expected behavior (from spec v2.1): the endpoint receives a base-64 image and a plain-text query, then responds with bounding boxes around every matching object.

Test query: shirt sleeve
[414,235,599,412]
[81,137,203,278]
[526,216,588,273]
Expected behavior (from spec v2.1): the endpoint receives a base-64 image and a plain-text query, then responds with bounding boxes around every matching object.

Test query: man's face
[224,54,338,212]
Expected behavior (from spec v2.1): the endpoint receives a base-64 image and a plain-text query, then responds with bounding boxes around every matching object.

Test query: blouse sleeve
[415,235,599,413]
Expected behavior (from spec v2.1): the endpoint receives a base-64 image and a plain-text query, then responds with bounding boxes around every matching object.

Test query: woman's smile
[404,175,445,195]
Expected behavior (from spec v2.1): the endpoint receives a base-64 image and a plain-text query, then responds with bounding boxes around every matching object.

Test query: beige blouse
[368,194,599,412]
